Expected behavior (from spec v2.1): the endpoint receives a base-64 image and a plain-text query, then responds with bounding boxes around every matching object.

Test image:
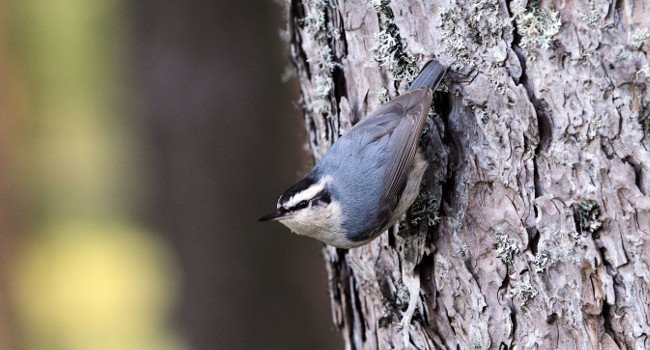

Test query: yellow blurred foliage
[11,221,185,350]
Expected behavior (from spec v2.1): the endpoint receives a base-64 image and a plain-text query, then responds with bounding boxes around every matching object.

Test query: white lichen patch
[377,87,389,104]
[489,68,507,95]
[302,0,337,39]
[638,64,650,80]
[472,105,489,124]
[313,75,333,97]
[372,26,418,83]
[367,0,390,11]
[583,0,601,27]
[508,279,538,304]
[629,28,650,48]
[306,95,333,119]
[307,45,340,73]
[472,337,482,349]
[532,251,554,273]
[301,94,333,122]
[439,0,512,69]
[397,273,421,331]
[301,0,340,121]
[511,0,561,58]
[495,231,518,264]
[368,0,418,86]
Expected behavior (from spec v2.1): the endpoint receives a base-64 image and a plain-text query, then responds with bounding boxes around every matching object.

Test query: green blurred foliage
[10,0,142,221]
[7,0,183,349]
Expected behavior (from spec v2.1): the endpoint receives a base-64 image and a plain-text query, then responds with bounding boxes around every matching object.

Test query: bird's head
[259,174,344,242]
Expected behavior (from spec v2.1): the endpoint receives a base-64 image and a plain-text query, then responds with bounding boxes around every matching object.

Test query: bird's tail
[408,60,447,91]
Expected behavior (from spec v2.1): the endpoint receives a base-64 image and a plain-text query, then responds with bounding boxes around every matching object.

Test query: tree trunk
[285,0,650,348]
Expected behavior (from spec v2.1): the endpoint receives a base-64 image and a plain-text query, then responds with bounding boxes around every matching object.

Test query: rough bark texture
[286,0,650,349]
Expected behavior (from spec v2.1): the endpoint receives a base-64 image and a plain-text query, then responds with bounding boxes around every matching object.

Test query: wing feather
[375,88,431,200]
[350,88,433,225]
[319,87,433,240]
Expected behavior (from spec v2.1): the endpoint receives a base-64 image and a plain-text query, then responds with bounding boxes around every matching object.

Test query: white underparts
[279,197,351,247]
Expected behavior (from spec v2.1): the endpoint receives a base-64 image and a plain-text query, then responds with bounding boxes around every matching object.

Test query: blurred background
[0,0,341,349]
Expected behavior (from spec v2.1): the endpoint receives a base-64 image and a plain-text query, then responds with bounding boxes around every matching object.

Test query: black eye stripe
[318,191,331,204]
[284,189,331,212]
[285,200,308,212]
[310,190,331,204]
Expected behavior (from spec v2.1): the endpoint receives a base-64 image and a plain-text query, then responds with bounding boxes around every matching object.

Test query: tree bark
[286,0,650,348]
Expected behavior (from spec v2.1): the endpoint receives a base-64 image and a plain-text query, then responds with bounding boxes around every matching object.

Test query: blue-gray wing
[324,87,432,238]
[353,88,432,204]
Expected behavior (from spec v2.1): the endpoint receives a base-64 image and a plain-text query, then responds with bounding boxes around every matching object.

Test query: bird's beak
[258,209,285,222]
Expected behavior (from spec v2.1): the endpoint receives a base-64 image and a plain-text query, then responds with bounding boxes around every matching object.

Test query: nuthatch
[259,60,447,248]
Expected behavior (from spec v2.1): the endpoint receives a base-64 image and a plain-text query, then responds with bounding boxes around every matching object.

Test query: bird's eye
[297,200,308,209]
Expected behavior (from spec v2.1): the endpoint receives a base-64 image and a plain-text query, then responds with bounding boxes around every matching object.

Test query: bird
[259,60,447,248]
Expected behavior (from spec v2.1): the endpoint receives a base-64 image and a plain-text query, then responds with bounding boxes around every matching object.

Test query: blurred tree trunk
[287,0,650,348]
[132,1,340,349]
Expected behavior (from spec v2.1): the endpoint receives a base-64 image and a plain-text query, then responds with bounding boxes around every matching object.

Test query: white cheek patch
[278,199,345,244]
[284,175,332,209]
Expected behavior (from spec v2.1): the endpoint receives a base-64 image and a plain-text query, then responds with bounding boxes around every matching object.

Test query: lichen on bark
[286,0,650,349]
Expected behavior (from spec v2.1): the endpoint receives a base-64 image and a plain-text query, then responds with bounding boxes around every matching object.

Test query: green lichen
[629,27,650,48]
[494,231,518,264]
[300,95,332,123]
[305,96,333,120]
[511,0,561,59]
[368,0,418,87]
[372,25,417,83]
[577,199,602,234]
